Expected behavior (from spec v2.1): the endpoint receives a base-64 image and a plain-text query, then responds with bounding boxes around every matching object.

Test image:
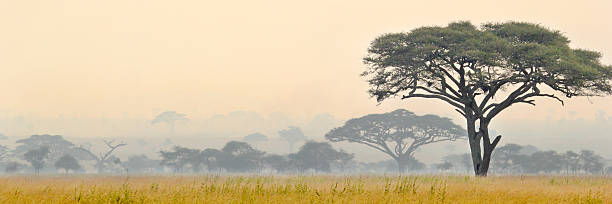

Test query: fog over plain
[1,0,612,164]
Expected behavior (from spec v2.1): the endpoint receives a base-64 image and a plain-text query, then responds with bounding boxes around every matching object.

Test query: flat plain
[0,175,610,203]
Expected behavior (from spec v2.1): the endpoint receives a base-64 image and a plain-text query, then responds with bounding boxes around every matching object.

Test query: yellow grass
[0,175,610,203]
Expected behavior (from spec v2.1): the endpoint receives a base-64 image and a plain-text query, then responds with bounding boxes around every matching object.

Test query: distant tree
[562,151,581,174]
[288,141,354,173]
[518,145,540,155]
[107,156,124,173]
[242,133,268,145]
[363,21,612,176]
[75,140,126,173]
[5,161,24,173]
[491,144,524,173]
[278,126,307,153]
[0,133,7,140]
[529,151,563,174]
[158,146,226,173]
[152,111,188,139]
[54,154,81,173]
[218,141,265,172]
[15,135,84,163]
[442,153,473,173]
[333,149,356,172]
[579,150,604,174]
[435,161,453,171]
[24,146,50,174]
[326,109,465,173]
[263,154,289,173]
[159,146,201,173]
[0,145,10,162]
[201,148,222,172]
[122,155,159,173]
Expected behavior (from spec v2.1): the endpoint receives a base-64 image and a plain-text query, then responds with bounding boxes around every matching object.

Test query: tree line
[435,144,610,174]
[0,133,357,174]
[1,133,612,175]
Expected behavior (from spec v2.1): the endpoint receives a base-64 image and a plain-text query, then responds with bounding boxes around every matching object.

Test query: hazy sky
[1,0,612,122]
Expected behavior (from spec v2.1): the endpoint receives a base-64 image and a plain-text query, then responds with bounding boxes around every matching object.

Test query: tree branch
[402,93,465,112]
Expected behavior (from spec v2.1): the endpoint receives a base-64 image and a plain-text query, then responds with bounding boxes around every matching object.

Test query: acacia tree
[24,146,50,174]
[491,143,523,173]
[218,141,265,172]
[362,21,612,176]
[288,141,354,173]
[159,146,201,173]
[278,126,307,153]
[54,154,81,173]
[75,140,126,173]
[15,134,84,163]
[152,111,188,138]
[325,109,465,172]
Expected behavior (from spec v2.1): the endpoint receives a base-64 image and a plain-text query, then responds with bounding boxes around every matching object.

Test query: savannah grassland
[0,175,610,204]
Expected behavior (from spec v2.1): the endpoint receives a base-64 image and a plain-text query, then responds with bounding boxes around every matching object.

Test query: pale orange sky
[1,0,612,121]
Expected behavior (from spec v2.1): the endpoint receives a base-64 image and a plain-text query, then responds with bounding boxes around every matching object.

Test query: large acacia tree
[326,109,465,172]
[362,21,612,176]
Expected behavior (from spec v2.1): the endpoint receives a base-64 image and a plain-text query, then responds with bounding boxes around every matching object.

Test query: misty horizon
[1,109,611,165]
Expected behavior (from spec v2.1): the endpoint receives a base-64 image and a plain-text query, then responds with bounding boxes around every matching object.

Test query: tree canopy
[15,134,84,161]
[243,133,268,144]
[54,154,81,173]
[218,141,265,172]
[152,111,188,125]
[288,141,353,173]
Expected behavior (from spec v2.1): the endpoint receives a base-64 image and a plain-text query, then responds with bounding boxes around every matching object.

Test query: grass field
[0,175,610,203]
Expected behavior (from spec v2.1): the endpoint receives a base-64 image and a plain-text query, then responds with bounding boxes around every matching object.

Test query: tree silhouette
[218,141,265,172]
[15,134,84,163]
[278,126,307,153]
[242,133,268,146]
[579,150,604,174]
[159,146,201,173]
[75,139,126,173]
[262,154,289,173]
[288,141,353,173]
[0,145,9,163]
[362,21,612,176]
[123,155,159,173]
[54,154,81,173]
[5,161,23,173]
[152,111,188,141]
[326,109,465,172]
[491,143,524,173]
[24,146,50,174]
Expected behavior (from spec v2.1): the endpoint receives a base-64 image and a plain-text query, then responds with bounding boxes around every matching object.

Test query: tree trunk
[478,147,493,176]
[97,163,103,174]
[466,116,501,177]
[396,158,406,173]
[466,117,483,176]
